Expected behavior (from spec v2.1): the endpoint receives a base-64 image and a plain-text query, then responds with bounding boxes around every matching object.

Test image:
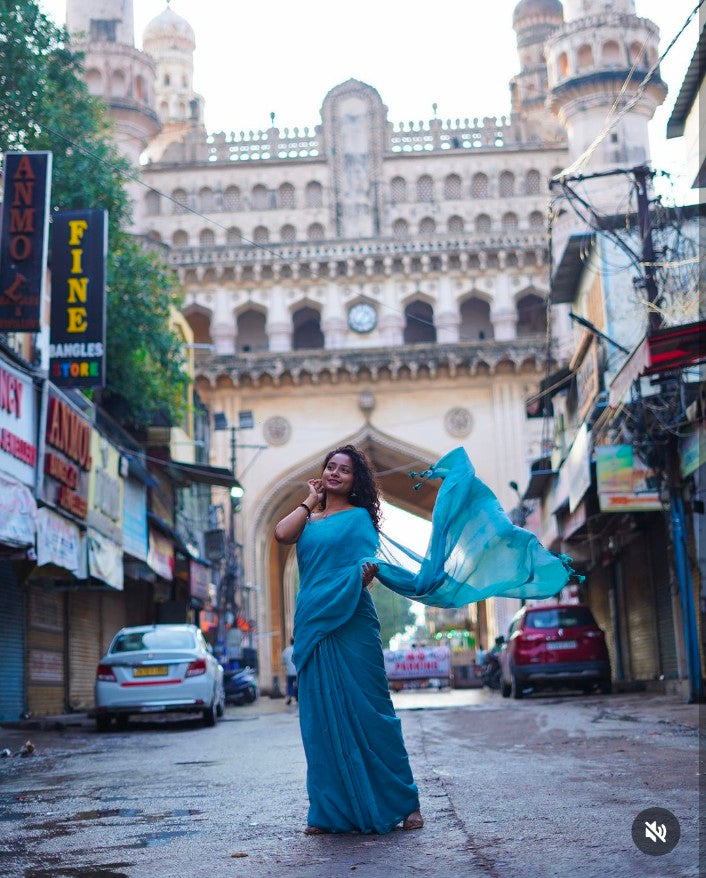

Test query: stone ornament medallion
[444,407,473,438]
[263,416,292,446]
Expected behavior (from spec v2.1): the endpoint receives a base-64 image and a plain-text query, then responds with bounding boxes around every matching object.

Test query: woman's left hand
[361,561,378,588]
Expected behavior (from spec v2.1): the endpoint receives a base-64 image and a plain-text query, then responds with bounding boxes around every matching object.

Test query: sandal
[402,811,424,830]
[304,825,329,835]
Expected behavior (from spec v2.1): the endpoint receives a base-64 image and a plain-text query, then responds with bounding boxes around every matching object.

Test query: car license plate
[547,641,577,650]
[133,665,169,677]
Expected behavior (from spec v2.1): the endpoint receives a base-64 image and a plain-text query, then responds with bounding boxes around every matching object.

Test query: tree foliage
[0,1,188,428]
[371,585,417,649]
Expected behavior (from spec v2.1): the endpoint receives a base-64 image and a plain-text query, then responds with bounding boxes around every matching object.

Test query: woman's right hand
[306,478,324,508]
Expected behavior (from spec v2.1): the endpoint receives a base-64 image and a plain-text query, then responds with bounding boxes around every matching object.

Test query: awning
[147,512,191,557]
[124,453,159,487]
[551,231,595,304]
[166,460,239,488]
[523,457,556,500]
[609,320,706,407]
[525,366,573,418]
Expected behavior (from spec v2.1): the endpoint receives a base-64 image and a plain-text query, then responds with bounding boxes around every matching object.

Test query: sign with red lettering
[0,152,52,331]
[49,209,107,387]
[39,388,92,521]
[383,646,451,681]
[0,358,38,486]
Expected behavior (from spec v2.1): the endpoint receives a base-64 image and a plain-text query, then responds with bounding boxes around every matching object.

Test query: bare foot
[304,825,329,835]
[402,810,424,830]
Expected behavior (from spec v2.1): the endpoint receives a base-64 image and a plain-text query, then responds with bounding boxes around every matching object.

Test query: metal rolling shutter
[100,590,126,655]
[648,517,678,679]
[587,566,614,671]
[0,562,25,721]
[623,535,659,680]
[26,586,65,716]
[68,591,102,712]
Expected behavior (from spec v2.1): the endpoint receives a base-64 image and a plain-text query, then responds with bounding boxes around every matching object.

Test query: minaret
[66,0,160,224]
[545,0,667,209]
[142,3,205,162]
[510,0,566,141]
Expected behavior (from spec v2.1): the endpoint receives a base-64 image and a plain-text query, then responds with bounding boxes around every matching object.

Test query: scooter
[223,666,258,705]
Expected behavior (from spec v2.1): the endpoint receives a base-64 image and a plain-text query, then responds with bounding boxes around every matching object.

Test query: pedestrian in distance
[275,443,577,835]
[281,636,297,705]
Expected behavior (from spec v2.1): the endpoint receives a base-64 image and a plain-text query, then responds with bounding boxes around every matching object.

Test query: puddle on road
[122,828,196,848]
[25,864,132,878]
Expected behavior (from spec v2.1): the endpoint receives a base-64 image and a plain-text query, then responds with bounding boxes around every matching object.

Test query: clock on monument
[348,302,378,333]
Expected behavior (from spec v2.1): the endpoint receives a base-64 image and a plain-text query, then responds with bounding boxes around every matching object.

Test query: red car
[499,604,612,699]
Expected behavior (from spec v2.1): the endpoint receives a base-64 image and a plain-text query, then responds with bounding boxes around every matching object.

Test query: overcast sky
[39,1,700,203]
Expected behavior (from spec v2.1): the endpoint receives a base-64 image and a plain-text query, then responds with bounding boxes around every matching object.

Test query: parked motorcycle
[481,652,502,691]
[223,666,258,705]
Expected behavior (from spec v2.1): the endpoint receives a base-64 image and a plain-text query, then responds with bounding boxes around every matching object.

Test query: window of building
[416,175,434,202]
[237,309,268,352]
[85,68,103,96]
[172,230,189,247]
[577,44,594,70]
[502,212,519,231]
[292,306,324,350]
[252,185,270,210]
[391,176,407,204]
[602,40,621,66]
[278,183,296,209]
[404,300,436,344]
[392,218,409,239]
[471,173,489,199]
[199,187,215,212]
[419,217,436,236]
[199,228,215,246]
[110,69,126,98]
[145,191,160,216]
[629,42,645,66]
[475,214,492,233]
[525,170,541,195]
[516,293,547,336]
[305,181,323,207]
[459,298,494,341]
[89,19,117,42]
[529,210,544,229]
[223,186,242,211]
[443,174,462,200]
[280,224,296,243]
[227,227,242,244]
[253,225,269,244]
[307,223,325,241]
[558,52,569,77]
[172,188,188,214]
[447,215,464,235]
[499,171,515,198]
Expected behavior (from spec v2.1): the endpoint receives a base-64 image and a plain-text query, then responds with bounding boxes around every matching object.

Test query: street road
[0,689,700,877]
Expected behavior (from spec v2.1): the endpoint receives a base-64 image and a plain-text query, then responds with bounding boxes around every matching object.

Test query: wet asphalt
[0,688,700,878]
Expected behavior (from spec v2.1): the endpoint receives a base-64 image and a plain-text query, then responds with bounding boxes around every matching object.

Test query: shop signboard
[49,209,107,387]
[0,152,52,332]
[36,506,82,575]
[383,646,451,682]
[680,424,705,478]
[570,333,600,425]
[596,445,661,512]
[189,559,211,601]
[147,528,173,580]
[566,423,591,514]
[88,529,123,590]
[87,431,123,545]
[123,477,148,562]
[0,472,36,548]
[0,358,38,486]
[39,388,92,522]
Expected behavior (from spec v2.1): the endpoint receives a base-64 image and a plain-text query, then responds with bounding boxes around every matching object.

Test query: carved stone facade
[70,0,665,687]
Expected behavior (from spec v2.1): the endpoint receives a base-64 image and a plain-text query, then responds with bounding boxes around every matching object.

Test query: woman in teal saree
[275,444,572,835]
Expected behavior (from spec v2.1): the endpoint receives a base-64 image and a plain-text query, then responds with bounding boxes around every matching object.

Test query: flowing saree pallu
[292,447,573,834]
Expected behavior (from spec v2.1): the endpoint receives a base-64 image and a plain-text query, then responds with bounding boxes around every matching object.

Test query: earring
[350,491,357,499]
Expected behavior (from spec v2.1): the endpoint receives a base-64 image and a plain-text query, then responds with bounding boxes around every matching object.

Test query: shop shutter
[26,586,65,716]
[587,566,614,671]
[648,516,678,678]
[68,591,102,711]
[622,534,659,680]
[101,590,126,655]
[0,562,25,721]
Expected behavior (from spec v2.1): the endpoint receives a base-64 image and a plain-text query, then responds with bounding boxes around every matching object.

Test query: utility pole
[633,165,660,333]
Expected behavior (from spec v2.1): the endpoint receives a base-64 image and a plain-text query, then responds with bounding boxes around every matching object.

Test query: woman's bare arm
[274,479,323,544]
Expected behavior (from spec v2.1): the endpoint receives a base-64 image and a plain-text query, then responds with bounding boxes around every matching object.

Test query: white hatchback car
[94,624,225,731]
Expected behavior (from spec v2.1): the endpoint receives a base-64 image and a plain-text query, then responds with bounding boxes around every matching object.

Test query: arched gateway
[196,340,547,690]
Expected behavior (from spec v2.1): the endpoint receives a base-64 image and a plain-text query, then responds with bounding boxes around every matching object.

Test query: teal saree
[292,447,571,834]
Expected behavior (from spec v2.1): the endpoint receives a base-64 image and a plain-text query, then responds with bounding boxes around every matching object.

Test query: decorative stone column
[267,285,292,352]
[491,308,517,341]
[379,280,404,345]
[211,322,236,355]
[435,276,460,343]
[322,283,347,349]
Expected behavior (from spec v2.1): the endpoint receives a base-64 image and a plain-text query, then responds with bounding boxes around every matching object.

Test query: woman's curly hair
[321,444,382,531]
